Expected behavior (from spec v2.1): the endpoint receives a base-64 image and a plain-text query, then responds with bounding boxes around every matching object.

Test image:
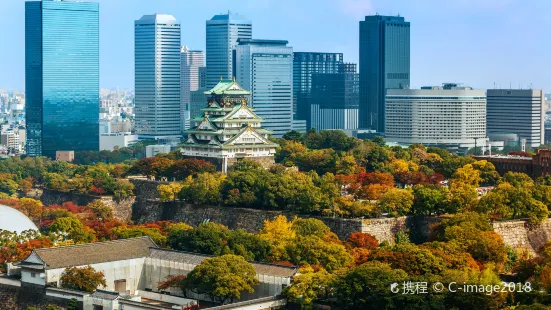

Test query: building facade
[25,0,99,158]
[311,63,359,130]
[135,14,181,139]
[293,52,344,128]
[206,13,252,89]
[359,15,410,132]
[237,39,297,137]
[181,79,278,172]
[487,89,545,148]
[180,47,205,131]
[385,84,487,152]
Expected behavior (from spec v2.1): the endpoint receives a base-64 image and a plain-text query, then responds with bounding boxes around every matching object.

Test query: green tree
[286,235,353,272]
[377,188,414,216]
[181,255,259,304]
[283,266,335,309]
[412,184,449,215]
[179,173,225,205]
[334,261,408,309]
[113,179,134,200]
[282,130,303,141]
[87,200,113,220]
[111,226,167,245]
[60,265,106,292]
[0,178,18,195]
[168,222,229,255]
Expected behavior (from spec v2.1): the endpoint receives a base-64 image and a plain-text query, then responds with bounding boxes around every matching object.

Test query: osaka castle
[181,79,279,172]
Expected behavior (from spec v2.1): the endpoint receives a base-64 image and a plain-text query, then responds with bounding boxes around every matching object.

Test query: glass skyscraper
[135,14,181,139]
[237,39,294,138]
[359,15,410,132]
[293,52,343,129]
[25,0,99,158]
[181,47,205,131]
[206,13,252,89]
[311,63,359,130]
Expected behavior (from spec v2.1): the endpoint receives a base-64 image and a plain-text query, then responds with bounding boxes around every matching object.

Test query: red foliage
[428,173,445,185]
[347,232,379,249]
[89,186,105,195]
[272,261,296,267]
[350,247,370,265]
[357,172,395,187]
[157,274,186,290]
[85,218,126,240]
[394,171,429,186]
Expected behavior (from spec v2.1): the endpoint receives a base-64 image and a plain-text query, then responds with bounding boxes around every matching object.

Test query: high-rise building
[487,89,545,148]
[206,13,252,89]
[311,63,359,131]
[293,52,344,129]
[359,15,410,132]
[181,47,205,131]
[25,0,99,158]
[237,39,298,137]
[135,14,181,139]
[385,84,487,152]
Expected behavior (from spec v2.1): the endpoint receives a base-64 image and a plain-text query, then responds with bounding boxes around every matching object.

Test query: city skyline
[1,0,550,91]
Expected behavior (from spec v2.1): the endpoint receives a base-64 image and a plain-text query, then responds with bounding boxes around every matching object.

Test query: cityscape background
[1,0,551,91]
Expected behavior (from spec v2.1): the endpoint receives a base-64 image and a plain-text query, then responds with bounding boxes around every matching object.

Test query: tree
[377,188,414,216]
[292,218,332,239]
[283,266,335,309]
[18,178,34,195]
[0,178,18,195]
[412,184,449,215]
[179,173,225,205]
[275,140,308,167]
[113,179,134,200]
[169,159,216,180]
[286,235,353,272]
[282,130,303,141]
[18,198,43,222]
[335,261,408,309]
[182,255,259,304]
[347,232,379,249]
[168,222,229,255]
[49,217,96,243]
[452,164,482,187]
[158,183,185,202]
[67,298,78,310]
[87,200,113,220]
[259,215,296,261]
[111,226,167,245]
[60,265,106,292]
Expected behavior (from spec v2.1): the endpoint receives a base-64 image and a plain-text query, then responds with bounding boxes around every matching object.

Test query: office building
[100,133,139,151]
[237,39,299,137]
[25,0,99,158]
[135,14,181,140]
[487,89,545,148]
[311,63,359,130]
[206,13,252,88]
[181,47,205,131]
[359,15,410,132]
[385,84,486,152]
[146,145,172,158]
[293,52,343,128]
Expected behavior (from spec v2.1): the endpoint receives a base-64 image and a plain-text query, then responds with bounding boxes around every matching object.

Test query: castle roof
[205,79,251,96]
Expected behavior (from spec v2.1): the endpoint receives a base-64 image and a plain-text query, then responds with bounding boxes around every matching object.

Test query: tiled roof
[27,237,157,270]
[148,248,297,278]
[205,79,251,96]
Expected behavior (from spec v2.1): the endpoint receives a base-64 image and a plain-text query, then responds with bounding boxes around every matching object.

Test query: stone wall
[0,283,75,310]
[32,188,135,222]
[493,219,551,254]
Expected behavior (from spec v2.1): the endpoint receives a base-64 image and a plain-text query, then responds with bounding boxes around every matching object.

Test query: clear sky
[0,0,549,91]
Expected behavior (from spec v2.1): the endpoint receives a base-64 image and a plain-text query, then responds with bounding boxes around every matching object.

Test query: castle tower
[181,79,278,172]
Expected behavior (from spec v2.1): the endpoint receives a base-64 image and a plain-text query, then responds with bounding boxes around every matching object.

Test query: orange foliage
[357,172,395,187]
[347,232,379,249]
[359,184,392,200]
[350,247,370,265]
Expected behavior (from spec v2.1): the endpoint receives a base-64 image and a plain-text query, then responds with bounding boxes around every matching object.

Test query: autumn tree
[87,200,113,221]
[377,188,414,216]
[60,265,106,292]
[158,183,185,202]
[17,198,43,222]
[168,159,216,180]
[18,178,34,195]
[259,215,296,262]
[347,232,379,250]
[283,266,335,308]
[181,255,259,304]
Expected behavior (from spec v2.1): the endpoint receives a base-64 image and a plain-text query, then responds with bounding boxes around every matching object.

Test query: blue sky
[0,0,549,91]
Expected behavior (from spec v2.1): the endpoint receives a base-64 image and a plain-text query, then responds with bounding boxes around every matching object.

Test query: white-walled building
[18,237,296,309]
[385,84,487,152]
[100,133,139,151]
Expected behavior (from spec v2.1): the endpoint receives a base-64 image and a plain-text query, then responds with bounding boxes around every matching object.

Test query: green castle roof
[205,78,251,96]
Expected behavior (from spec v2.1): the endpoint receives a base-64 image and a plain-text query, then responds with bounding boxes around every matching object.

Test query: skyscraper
[487,89,545,148]
[237,39,296,138]
[293,52,344,129]
[25,0,99,158]
[206,13,252,89]
[135,14,181,139]
[359,15,410,132]
[181,47,205,131]
[311,63,359,131]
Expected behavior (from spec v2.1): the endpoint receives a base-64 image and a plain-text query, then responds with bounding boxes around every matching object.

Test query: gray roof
[148,248,297,278]
[24,237,157,270]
